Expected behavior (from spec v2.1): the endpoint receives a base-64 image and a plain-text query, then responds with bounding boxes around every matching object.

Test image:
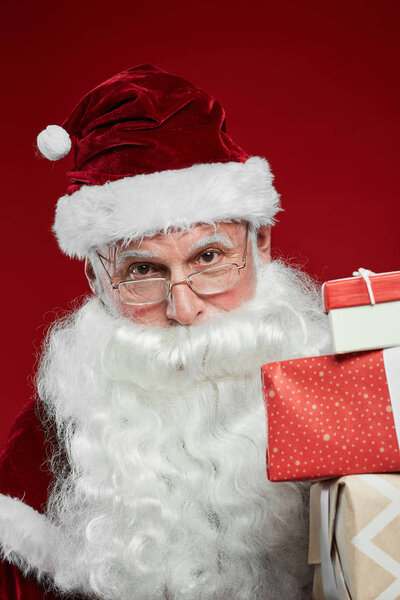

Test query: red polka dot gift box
[261,346,400,482]
[323,268,400,354]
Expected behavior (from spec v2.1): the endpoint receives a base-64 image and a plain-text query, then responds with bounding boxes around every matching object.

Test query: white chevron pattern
[351,475,400,600]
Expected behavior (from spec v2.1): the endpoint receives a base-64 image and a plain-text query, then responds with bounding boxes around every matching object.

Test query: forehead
[108,221,246,258]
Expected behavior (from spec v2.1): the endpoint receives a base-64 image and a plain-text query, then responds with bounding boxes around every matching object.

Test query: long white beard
[37,261,330,600]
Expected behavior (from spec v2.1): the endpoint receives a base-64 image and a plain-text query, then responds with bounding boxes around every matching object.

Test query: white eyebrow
[117,249,159,267]
[116,234,234,266]
[187,234,234,253]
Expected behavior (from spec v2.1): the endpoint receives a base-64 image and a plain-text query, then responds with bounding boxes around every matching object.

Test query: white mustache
[102,261,329,391]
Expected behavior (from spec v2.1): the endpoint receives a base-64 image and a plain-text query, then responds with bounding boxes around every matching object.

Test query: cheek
[98,283,160,324]
[117,302,167,324]
[207,265,257,311]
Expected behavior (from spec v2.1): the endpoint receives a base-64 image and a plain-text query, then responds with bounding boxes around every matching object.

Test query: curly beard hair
[37,260,330,600]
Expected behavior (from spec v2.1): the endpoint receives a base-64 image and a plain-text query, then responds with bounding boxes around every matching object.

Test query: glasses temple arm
[96,251,115,286]
[241,223,249,265]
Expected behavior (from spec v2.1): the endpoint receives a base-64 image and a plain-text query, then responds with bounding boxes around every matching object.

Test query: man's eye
[198,251,219,265]
[129,264,156,277]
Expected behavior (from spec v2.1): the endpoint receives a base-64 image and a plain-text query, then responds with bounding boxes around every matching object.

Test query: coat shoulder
[0,401,64,598]
[0,399,53,512]
[0,560,61,600]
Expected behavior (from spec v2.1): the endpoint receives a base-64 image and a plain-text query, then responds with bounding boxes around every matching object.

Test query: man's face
[86,221,271,326]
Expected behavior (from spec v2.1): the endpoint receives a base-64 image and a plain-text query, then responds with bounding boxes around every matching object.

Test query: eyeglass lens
[118,264,240,305]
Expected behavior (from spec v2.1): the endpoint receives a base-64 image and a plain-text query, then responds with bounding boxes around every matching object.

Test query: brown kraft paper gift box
[308,474,400,600]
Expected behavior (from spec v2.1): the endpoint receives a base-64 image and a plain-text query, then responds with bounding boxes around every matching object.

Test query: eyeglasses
[96,223,249,306]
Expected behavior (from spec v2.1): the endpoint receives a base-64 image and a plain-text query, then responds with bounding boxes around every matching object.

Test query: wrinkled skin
[85,222,271,326]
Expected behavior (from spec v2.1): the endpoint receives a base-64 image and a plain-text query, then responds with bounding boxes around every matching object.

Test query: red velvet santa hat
[37,65,280,259]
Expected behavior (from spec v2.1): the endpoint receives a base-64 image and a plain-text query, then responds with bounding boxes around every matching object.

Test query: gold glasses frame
[96,223,249,306]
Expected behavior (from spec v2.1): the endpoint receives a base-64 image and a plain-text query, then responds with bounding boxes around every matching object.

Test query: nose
[165,281,204,325]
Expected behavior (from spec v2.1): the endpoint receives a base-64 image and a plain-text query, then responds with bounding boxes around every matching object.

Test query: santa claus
[0,65,330,599]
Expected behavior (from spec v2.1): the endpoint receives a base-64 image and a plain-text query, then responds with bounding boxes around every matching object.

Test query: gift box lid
[323,269,400,312]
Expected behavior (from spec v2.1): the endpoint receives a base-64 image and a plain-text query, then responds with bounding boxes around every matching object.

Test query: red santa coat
[0,400,65,599]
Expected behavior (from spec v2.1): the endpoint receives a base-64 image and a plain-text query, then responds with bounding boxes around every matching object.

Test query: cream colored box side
[328,300,400,353]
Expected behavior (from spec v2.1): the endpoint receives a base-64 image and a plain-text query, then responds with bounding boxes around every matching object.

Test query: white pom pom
[37,125,71,161]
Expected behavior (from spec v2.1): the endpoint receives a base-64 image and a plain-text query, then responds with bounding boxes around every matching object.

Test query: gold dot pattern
[261,350,400,481]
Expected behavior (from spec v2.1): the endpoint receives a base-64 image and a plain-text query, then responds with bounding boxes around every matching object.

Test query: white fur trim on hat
[53,156,281,259]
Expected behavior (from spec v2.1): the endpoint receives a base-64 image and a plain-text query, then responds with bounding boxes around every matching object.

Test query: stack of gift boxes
[261,268,400,600]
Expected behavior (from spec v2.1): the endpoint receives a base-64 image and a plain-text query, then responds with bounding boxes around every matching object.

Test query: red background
[1,0,399,445]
